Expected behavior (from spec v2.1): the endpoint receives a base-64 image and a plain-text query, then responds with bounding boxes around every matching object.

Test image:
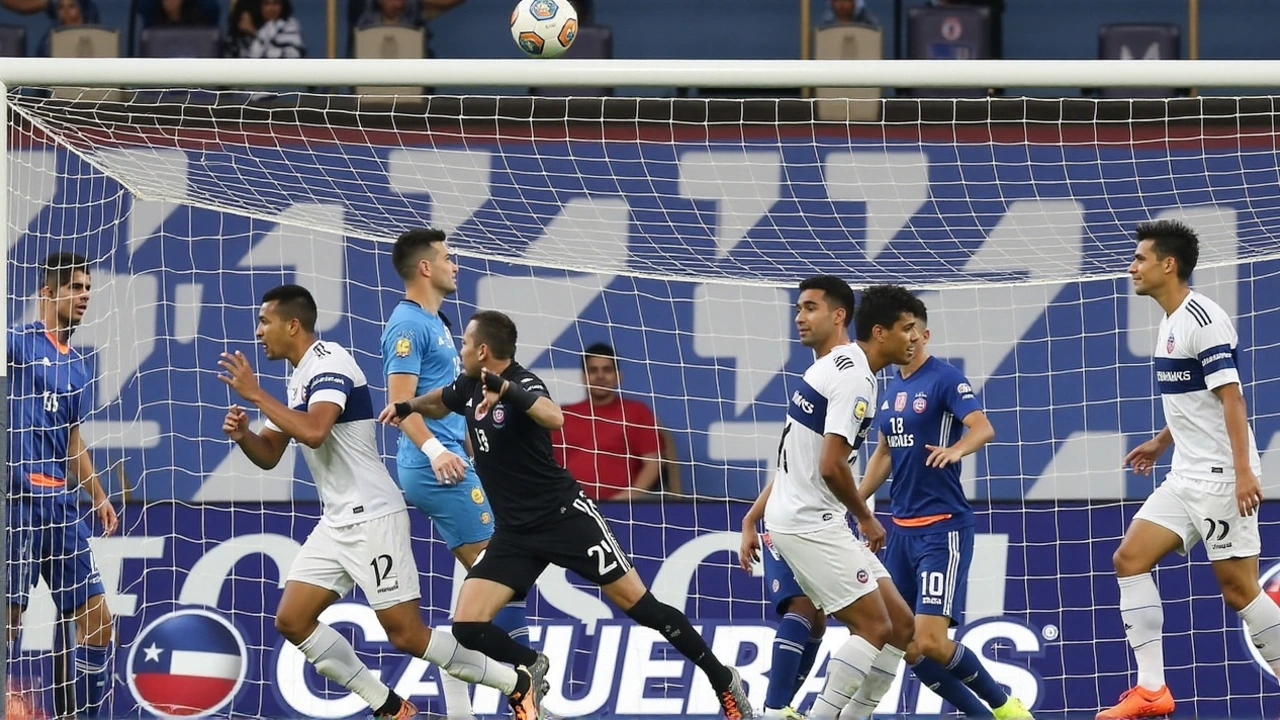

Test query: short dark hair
[798,275,856,327]
[469,310,518,360]
[391,228,447,281]
[1136,219,1199,281]
[854,284,925,341]
[262,284,318,332]
[43,252,89,290]
[582,342,616,370]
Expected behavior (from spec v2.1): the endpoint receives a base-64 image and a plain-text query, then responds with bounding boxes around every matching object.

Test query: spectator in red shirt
[555,343,663,501]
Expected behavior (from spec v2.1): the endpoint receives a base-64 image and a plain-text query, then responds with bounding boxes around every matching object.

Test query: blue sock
[493,600,530,647]
[911,656,991,717]
[765,612,812,710]
[946,643,1009,709]
[791,635,822,699]
[73,643,110,717]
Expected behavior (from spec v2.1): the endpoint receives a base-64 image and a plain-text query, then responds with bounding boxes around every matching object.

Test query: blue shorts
[398,464,495,550]
[762,532,806,616]
[7,493,106,613]
[883,525,974,625]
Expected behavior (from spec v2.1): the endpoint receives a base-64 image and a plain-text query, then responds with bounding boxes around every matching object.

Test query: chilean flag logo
[127,608,248,717]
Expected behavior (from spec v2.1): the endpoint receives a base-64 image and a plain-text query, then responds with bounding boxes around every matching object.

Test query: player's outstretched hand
[858,515,887,553]
[1123,437,1165,475]
[1236,469,1264,517]
[477,368,508,417]
[377,402,411,427]
[223,404,250,441]
[738,523,761,573]
[924,444,963,468]
[96,497,119,536]
[217,351,262,402]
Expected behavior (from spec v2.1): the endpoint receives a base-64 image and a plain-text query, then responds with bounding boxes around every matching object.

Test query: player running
[858,304,1033,719]
[1097,220,1280,719]
[218,285,543,720]
[760,279,921,720]
[8,252,118,717]
[380,229,529,718]
[381,309,754,719]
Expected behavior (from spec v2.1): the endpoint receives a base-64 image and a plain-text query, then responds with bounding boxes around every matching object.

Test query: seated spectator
[137,0,218,27]
[225,0,303,59]
[824,0,879,27]
[356,0,424,29]
[1,0,97,23]
[554,343,665,502]
[37,0,92,56]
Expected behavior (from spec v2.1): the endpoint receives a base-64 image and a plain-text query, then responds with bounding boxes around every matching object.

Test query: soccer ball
[510,0,578,59]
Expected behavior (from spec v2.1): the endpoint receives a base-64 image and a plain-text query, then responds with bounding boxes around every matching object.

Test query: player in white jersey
[760,279,923,720]
[217,284,543,720]
[1098,220,1280,719]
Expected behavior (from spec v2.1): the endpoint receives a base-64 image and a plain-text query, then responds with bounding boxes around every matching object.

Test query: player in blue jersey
[858,304,1033,719]
[7,252,118,717]
[380,229,530,719]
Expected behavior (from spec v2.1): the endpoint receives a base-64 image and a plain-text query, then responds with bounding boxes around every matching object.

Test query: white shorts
[1133,472,1261,562]
[768,523,890,614]
[287,510,421,610]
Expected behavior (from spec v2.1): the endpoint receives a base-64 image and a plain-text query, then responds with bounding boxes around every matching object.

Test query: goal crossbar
[4,58,1280,88]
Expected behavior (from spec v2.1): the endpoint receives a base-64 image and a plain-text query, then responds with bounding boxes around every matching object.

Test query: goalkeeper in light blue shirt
[380,229,530,719]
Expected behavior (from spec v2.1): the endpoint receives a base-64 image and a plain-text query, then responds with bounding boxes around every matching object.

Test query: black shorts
[468,494,632,599]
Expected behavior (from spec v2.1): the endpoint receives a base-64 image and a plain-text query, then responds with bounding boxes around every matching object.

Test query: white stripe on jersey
[1154,291,1260,483]
[265,340,407,527]
[766,343,878,534]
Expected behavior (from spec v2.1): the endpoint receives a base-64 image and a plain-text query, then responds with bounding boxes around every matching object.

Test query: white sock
[1240,591,1280,677]
[297,623,390,709]
[441,671,474,717]
[810,634,880,720]
[1118,573,1165,691]
[424,629,519,695]
[840,643,904,719]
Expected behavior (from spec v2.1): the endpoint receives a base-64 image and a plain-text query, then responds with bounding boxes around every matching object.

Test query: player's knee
[385,626,424,655]
[889,611,915,650]
[845,610,892,647]
[1218,574,1261,612]
[810,611,828,638]
[275,614,314,644]
[783,595,822,626]
[451,620,489,651]
[1112,545,1152,577]
[913,627,950,660]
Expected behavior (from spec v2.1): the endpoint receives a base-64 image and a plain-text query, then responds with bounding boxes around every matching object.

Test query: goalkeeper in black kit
[380,309,753,720]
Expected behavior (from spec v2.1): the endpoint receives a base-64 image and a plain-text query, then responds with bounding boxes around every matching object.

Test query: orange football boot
[1095,685,1175,719]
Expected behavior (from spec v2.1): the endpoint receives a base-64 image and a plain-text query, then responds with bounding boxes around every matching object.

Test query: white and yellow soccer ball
[510,0,578,58]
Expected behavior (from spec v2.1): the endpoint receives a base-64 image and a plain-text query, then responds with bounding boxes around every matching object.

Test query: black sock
[373,690,403,716]
[625,591,733,692]
[452,620,539,667]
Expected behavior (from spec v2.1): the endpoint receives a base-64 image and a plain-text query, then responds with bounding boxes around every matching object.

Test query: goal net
[6,80,1280,719]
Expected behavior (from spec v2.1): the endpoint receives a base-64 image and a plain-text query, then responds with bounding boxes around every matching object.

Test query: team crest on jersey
[471,487,485,504]
[854,397,869,420]
[894,392,908,412]
[394,335,412,358]
[857,568,869,584]
[1167,333,1176,353]
[492,404,507,427]
[772,579,780,593]
[481,512,491,525]
[913,392,928,414]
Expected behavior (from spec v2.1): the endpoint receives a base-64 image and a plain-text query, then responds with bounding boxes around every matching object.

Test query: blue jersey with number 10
[7,322,90,496]
[381,300,467,469]
[877,356,982,535]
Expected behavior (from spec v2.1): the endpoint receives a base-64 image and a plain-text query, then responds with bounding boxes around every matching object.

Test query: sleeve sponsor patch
[394,335,412,358]
[854,397,869,420]
[957,382,974,398]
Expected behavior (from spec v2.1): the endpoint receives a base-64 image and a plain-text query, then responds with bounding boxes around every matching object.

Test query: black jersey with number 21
[441,362,584,531]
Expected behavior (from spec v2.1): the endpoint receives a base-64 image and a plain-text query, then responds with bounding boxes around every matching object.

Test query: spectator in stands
[356,0,424,29]
[36,0,92,56]
[554,343,665,502]
[226,0,304,59]
[139,0,218,27]
[825,0,879,27]
[2,0,96,22]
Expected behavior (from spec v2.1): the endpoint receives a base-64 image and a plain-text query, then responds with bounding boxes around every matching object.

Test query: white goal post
[5,59,1280,719]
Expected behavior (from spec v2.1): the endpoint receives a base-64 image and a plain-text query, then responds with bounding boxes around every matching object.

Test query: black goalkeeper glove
[394,401,413,419]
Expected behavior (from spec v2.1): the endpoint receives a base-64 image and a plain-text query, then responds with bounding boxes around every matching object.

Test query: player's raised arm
[481,368,564,430]
[222,403,292,469]
[218,349,342,449]
[380,385,453,424]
